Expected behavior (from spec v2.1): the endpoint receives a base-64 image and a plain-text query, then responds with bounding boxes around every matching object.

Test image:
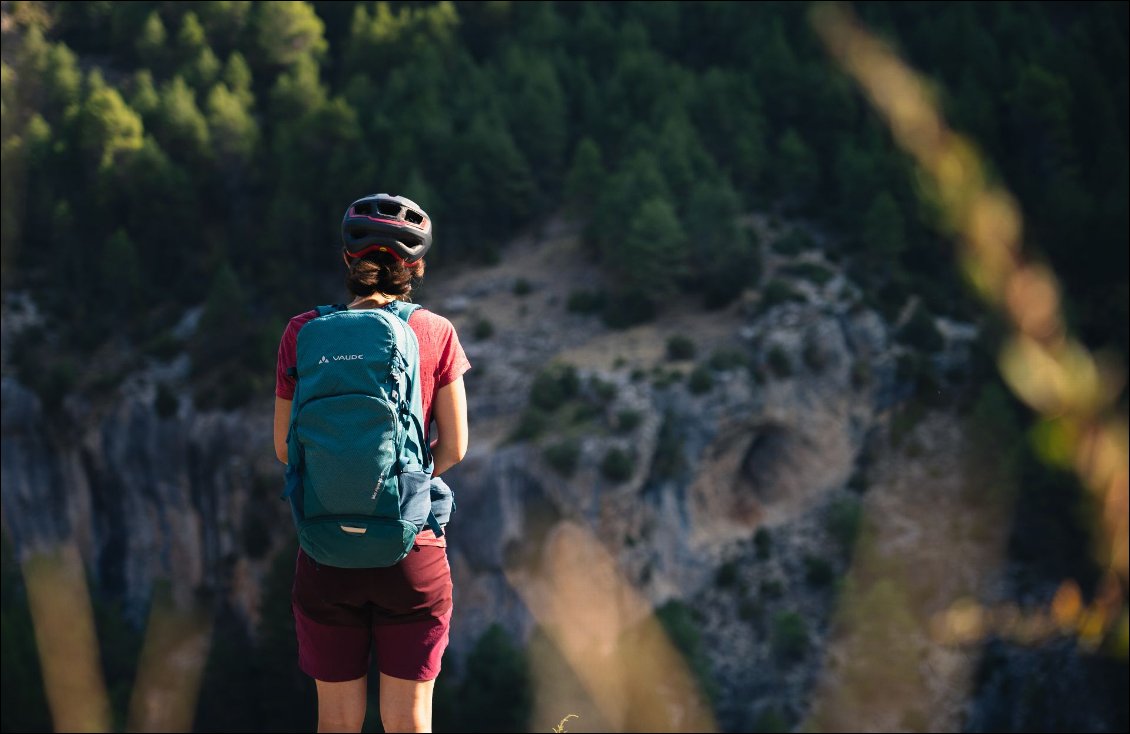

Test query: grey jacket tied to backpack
[282,301,454,568]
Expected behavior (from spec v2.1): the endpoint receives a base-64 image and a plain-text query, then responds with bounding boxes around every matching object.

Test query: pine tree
[564,137,606,215]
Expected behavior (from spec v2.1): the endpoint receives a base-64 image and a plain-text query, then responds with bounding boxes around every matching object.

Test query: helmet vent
[354,203,372,216]
[377,200,402,217]
[405,210,423,225]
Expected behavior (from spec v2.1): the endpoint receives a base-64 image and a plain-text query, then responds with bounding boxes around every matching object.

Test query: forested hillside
[3,1,1125,406]
[1,2,1126,732]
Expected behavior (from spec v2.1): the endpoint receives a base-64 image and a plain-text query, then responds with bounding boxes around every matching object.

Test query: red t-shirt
[275,305,470,547]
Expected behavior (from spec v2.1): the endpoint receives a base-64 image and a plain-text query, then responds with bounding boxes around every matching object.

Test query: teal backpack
[282,301,448,568]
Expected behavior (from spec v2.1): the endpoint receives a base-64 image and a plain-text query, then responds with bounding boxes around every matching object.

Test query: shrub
[688,366,714,394]
[827,496,863,548]
[615,409,642,433]
[543,440,580,478]
[509,409,548,442]
[651,368,683,389]
[590,377,617,402]
[760,578,783,598]
[898,304,945,353]
[566,288,605,314]
[529,363,579,411]
[772,228,815,255]
[771,611,809,663]
[780,261,834,285]
[473,318,495,340]
[568,400,602,425]
[651,413,686,480]
[754,527,772,560]
[759,279,804,311]
[803,555,836,587]
[767,346,792,378]
[600,447,633,482]
[143,330,183,360]
[715,561,739,588]
[665,335,696,361]
[155,384,179,419]
[709,348,749,371]
[512,278,532,296]
[655,601,718,705]
[752,708,788,733]
[457,624,533,732]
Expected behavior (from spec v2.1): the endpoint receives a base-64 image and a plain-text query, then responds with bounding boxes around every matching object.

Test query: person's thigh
[379,673,435,733]
[315,676,368,733]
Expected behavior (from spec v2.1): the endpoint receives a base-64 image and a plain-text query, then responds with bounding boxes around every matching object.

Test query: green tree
[253,1,328,68]
[129,70,160,122]
[651,108,717,197]
[193,260,248,368]
[1,534,52,733]
[175,11,208,69]
[135,11,168,73]
[689,178,760,308]
[591,149,671,258]
[268,54,326,122]
[73,71,145,171]
[564,137,605,215]
[500,46,566,194]
[458,624,532,732]
[776,128,819,205]
[753,17,803,126]
[99,229,142,314]
[195,1,253,53]
[221,52,254,108]
[206,83,258,164]
[110,137,200,298]
[691,68,768,194]
[42,42,83,120]
[453,112,536,247]
[863,191,907,264]
[154,76,211,165]
[613,197,686,322]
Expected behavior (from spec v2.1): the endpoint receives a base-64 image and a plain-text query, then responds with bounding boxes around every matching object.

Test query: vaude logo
[319,354,363,364]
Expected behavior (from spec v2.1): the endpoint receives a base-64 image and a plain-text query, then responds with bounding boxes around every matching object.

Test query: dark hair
[344,251,425,299]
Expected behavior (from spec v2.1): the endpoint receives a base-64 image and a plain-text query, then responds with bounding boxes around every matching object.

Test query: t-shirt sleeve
[434,317,471,388]
[275,313,313,400]
[275,320,297,400]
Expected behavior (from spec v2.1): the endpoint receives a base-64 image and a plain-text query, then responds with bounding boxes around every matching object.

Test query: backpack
[281,301,445,568]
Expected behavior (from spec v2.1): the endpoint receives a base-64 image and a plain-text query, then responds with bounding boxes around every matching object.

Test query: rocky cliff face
[3,221,998,731]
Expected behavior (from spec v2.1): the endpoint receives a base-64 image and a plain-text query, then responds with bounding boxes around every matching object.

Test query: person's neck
[347,293,396,309]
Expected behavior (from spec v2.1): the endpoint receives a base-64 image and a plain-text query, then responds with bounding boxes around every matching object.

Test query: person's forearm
[431,441,465,477]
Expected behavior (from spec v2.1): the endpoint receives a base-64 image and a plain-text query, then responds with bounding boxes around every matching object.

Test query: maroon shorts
[291,545,453,682]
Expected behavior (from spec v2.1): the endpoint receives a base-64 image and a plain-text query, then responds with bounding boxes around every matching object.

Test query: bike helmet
[341,193,433,264]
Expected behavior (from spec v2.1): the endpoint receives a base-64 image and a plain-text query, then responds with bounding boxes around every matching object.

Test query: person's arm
[430,376,468,477]
[274,396,292,464]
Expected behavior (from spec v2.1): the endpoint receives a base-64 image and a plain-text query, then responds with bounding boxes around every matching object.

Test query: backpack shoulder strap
[385,300,422,324]
[286,304,346,377]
